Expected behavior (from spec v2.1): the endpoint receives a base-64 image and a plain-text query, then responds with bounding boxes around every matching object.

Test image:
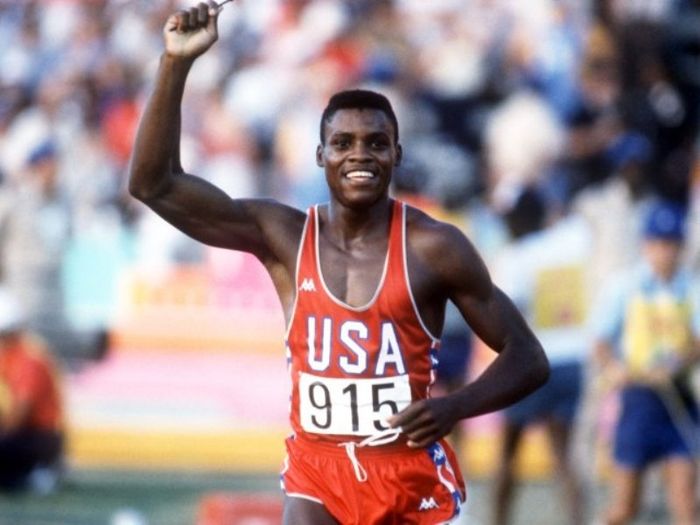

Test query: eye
[331,137,351,149]
[367,133,390,149]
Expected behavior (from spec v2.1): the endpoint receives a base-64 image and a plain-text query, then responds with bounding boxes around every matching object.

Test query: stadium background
[1,0,700,523]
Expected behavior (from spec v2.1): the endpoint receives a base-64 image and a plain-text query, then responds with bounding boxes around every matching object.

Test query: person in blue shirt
[491,189,590,525]
[592,200,699,525]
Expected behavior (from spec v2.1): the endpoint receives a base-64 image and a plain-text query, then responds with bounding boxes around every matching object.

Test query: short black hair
[320,89,399,144]
[503,188,546,240]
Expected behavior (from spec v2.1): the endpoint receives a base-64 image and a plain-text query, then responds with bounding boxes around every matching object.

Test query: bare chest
[318,236,388,308]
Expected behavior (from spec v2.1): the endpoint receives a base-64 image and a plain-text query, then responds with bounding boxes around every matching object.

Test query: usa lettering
[306,317,406,375]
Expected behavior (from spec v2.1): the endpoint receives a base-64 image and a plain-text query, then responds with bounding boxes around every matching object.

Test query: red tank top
[285,200,439,444]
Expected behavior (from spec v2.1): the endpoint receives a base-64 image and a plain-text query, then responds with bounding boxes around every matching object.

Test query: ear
[316,144,324,167]
[395,143,403,167]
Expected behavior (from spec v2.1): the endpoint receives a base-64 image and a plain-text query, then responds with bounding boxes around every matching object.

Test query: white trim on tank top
[284,211,312,340]
[313,203,391,312]
[400,203,440,343]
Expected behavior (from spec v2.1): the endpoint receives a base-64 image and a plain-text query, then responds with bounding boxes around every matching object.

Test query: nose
[348,140,372,161]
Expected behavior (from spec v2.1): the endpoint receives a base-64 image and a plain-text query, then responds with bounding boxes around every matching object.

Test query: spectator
[0,286,64,493]
[0,141,77,361]
[491,189,591,525]
[592,200,699,525]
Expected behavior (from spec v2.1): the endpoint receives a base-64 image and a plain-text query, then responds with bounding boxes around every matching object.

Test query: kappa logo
[299,278,316,292]
[418,497,439,511]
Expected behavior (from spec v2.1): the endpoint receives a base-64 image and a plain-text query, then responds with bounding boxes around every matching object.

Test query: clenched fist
[164,0,221,60]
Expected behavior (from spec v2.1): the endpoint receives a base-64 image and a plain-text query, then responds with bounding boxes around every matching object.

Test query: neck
[325,198,393,247]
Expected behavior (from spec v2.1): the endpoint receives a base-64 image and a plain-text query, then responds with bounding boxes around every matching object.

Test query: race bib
[299,372,412,436]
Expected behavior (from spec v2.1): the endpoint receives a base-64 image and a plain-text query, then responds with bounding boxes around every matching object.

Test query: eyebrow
[329,131,391,140]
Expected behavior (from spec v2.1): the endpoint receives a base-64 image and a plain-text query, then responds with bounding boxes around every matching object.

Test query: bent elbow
[128,180,145,202]
[535,352,550,387]
[530,345,550,389]
[127,164,148,202]
[128,163,167,204]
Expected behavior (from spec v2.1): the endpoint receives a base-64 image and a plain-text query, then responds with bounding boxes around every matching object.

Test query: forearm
[447,283,549,419]
[129,54,194,201]
[451,340,549,419]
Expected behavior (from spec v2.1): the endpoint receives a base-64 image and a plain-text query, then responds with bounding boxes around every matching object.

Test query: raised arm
[390,217,549,447]
[128,1,303,261]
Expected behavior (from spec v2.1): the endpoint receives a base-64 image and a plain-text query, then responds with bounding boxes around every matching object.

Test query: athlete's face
[317,108,402,209]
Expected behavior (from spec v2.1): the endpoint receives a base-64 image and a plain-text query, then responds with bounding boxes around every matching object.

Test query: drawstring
[338,427,403,482]
[340,442,368,482]
[358,426,403,446]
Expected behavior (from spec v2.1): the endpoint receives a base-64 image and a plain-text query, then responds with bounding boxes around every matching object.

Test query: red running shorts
[280,434,465,524]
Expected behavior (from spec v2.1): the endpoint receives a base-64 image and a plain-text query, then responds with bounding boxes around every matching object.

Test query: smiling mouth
[345,170,376,180]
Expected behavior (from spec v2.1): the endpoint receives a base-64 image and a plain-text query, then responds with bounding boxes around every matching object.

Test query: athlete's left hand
[388,397,459,448]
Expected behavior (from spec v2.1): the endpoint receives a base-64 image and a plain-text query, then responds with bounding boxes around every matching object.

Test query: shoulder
[255,199,308,232]
[404,204,491,295]
[251,202,313,286]
[244,198,308,254]
[404,204,472,255]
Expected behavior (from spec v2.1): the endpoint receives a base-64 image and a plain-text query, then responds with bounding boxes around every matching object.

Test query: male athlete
[129,3,549,523]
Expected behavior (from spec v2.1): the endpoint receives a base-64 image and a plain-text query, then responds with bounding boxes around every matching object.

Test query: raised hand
[163,0,222,60]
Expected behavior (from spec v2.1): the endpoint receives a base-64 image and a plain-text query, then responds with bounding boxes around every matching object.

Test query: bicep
[140,173,301,259]
[435,231,535,353]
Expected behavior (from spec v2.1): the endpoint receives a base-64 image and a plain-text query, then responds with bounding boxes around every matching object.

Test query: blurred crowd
[0,0,699,519]
[1,0,700,320]
[1,0,699,303]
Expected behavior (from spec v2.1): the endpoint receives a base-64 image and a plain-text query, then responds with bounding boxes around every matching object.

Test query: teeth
[346,171,374,179]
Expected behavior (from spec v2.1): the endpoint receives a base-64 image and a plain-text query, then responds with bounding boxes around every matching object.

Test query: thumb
[207,1,221,33]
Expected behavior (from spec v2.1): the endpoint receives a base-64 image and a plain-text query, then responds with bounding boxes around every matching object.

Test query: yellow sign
[622,292,692,373]
[533,265,586,329]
